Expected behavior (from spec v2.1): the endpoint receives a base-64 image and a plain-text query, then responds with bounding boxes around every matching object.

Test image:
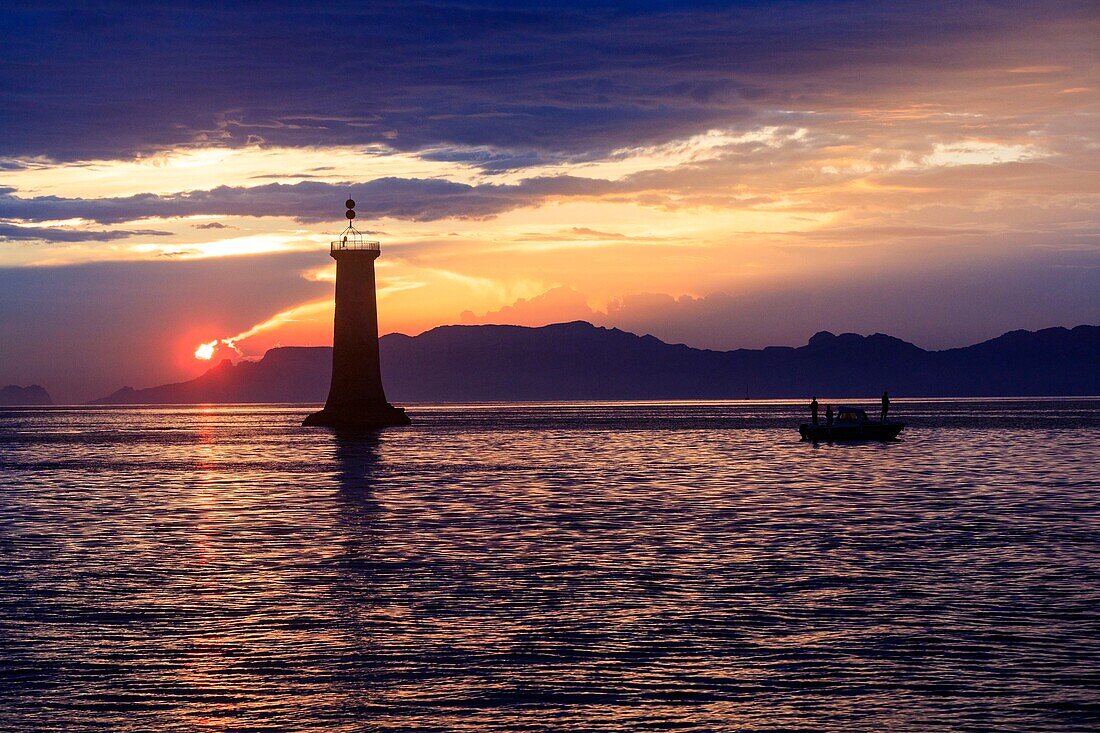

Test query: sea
[1,399,1098,732]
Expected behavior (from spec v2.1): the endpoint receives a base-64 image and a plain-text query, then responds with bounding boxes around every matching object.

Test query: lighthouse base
[303,402,411,429]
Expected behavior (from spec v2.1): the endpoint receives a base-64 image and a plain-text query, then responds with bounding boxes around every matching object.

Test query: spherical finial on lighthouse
[345,199,356,220]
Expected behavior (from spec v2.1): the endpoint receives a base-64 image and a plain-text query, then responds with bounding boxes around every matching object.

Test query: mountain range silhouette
[88,321,1100,404]
[0,384,53,406]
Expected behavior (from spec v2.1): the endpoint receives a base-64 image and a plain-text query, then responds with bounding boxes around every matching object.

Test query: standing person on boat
[881,391,890,422]
[810,397,819,426]
[826,405,834,426]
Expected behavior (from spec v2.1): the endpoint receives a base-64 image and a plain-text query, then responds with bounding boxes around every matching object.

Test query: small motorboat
[800,405,904,442]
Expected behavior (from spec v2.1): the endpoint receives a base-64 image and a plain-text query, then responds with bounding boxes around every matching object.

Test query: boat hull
[799,422,904,442]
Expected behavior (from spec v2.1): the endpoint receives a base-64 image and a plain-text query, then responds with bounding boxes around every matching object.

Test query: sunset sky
[1,1,1098,402]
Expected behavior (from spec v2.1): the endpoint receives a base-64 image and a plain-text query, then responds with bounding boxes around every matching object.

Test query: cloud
[191,221,236,230]
[0,176,619,225]
[418,147,558,173]
[516,227,677,243]
[460,286,597,326]
[0,222,172,242]
[1,2,1095,163]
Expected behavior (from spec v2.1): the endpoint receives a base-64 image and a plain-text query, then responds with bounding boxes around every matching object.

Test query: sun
[194,340,217,360]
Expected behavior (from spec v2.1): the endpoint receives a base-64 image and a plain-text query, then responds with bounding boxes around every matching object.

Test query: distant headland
[85,322,1100,405]
[0,384,53,406]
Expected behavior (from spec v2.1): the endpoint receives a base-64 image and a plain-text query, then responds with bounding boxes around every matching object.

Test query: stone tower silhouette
[303,200,410,428]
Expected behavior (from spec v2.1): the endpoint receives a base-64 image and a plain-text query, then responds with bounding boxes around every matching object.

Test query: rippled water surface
[2,400,1099,731]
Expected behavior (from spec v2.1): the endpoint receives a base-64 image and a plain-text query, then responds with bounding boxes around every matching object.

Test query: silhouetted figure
[826,405,834,427]
[881,391,890,422]
[810,397,819,426]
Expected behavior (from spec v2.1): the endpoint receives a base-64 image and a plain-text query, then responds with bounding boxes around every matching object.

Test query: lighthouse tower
[303,200,410,428]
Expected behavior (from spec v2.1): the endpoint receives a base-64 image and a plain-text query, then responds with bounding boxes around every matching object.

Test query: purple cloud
[1,2,1094,164]
[0,222,171,242]
[0,176,620,225]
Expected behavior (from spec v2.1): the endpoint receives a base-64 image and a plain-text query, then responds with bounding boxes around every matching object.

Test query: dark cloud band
[1,1,1093,163]
[0,176,620,226]
[0,222,171,242]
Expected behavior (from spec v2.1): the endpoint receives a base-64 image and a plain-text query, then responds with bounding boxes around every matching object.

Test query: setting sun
[194,341,217,360]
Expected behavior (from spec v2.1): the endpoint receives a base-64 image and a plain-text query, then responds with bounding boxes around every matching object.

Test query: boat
[799,405,904,442]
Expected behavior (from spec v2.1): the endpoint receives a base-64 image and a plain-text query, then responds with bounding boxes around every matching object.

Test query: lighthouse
[303,200,410,428]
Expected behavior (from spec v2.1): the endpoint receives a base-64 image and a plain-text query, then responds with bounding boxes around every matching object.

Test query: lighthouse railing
[331,239,381,253]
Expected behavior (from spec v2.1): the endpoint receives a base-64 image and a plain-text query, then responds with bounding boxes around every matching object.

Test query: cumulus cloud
[460,286,598,326]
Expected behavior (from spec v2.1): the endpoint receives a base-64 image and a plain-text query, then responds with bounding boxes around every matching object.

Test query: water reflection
[0,401,1098,732]
[331,429,384,493]
[330,429,385,585]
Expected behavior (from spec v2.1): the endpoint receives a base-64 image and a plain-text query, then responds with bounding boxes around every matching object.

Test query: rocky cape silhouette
[88,322,1099,405]
[1,384,53,406]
